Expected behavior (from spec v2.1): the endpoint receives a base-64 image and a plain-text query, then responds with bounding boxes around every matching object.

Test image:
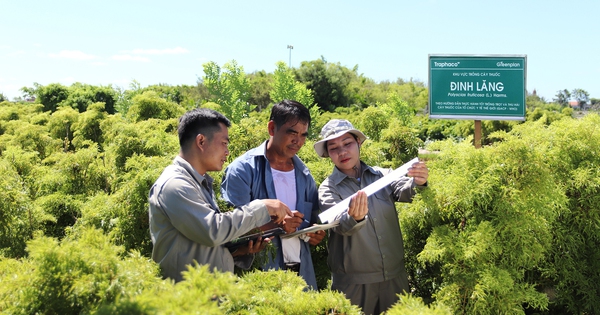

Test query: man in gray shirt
[149,108,292,282]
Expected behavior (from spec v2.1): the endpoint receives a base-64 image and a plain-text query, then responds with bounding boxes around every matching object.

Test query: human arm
[386,161,428,202]
[318,179,367,236]
[157,175,271,247]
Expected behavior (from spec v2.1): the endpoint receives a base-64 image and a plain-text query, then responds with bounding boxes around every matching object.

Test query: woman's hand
[348,190,368,221]
[408,161,429,186]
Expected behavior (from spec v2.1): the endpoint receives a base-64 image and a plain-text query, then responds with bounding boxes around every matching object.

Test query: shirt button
[378,236,382,239]
[385,271,389,275]
[373,218,377,221]
[382,254,386,259]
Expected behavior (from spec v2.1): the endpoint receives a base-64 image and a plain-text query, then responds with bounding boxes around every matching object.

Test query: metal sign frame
[428,54,527,121]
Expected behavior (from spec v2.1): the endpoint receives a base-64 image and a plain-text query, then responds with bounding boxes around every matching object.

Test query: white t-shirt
[271,167,301,264]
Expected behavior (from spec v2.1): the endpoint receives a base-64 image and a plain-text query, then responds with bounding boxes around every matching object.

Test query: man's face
[268,119,309,159]
[203,122,230,172]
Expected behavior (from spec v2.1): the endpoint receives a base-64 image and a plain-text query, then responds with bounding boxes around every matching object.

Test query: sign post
[428,55,526,147]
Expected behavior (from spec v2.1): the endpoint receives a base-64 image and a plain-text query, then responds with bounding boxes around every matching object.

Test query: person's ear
[267,120,276,137]
[196,134,206,149]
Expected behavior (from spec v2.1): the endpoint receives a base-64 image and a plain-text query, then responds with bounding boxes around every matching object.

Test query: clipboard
[224,227,285,252]
[280,220,340,239]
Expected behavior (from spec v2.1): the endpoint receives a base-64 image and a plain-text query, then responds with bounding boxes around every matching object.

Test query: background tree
[379,92,415,127]
[346,75,382,109]
[125,91,185,122]
[26,83,69,112]
[571,88,590,109]
[394,80,429,113]
[357,106,389,141]
[60,83,117,114]
[202,60,254,123]
[247,70,273,110]
[47,106,79,152]
[114,80,143,115]
[553,89,571,107]
[295,56,356,111]
[72,102,107,148]
[527,92,547,110]
[270,61,314,108]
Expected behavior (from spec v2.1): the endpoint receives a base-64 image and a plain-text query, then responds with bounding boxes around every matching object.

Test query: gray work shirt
[149,156,270,282]
[318,161,422,286]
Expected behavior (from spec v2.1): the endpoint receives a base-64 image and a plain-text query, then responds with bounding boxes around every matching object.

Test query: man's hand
[407,161,429,186]
[231,236,271,257]
[348,190,368,221]
[305,229,326,246]
[282,210,304,234]
[262,199,293,224]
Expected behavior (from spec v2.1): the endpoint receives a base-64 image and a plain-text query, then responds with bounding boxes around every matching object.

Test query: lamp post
[287,45,293,68]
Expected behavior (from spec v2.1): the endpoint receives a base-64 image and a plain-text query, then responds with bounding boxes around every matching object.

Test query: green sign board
[429,54,526,120]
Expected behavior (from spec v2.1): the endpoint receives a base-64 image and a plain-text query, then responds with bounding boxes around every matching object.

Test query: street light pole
[287,45,293,68]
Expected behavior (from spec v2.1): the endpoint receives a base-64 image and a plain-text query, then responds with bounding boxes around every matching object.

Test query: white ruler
[318,157,419,223]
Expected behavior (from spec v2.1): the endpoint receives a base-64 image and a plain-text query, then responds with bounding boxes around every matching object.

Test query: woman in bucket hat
[314,119,428,315]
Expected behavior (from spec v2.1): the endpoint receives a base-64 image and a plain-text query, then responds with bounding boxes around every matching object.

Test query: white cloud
[112,54,151,62]
[91,61,108,66]
[128,46,189,55]
[49,50,97,60]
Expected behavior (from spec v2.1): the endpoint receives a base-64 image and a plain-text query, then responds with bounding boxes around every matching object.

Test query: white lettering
[496,61,521,68]
[476,80,504,92]
[434,61,460,68]
[450,81,473,91]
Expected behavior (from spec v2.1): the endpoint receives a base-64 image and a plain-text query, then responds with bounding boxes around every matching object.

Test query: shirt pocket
[372,191,394,217]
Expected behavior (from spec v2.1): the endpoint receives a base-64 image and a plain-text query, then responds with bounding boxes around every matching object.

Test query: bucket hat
[313,119,367,157]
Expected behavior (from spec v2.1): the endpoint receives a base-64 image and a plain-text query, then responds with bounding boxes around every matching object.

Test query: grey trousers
[332,276,408,315]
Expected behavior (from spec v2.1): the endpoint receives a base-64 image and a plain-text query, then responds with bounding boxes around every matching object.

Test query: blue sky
[1,0,598,102]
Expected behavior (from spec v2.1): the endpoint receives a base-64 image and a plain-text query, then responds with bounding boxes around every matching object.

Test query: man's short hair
[178,108,231,149]
[270,100,311,130]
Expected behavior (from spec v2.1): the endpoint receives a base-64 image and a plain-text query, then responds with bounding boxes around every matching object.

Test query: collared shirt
[221,141,320,290]
[318,161,422,286]
[149,156,270,282]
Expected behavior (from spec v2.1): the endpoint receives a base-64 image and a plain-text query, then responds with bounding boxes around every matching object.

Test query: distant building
[569,100,591,110]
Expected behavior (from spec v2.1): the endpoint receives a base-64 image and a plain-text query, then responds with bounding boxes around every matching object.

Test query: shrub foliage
[1,83,599,314]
